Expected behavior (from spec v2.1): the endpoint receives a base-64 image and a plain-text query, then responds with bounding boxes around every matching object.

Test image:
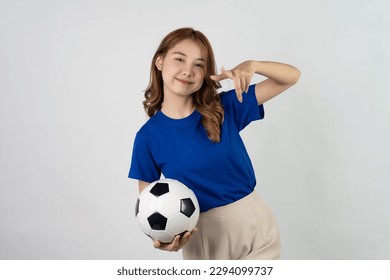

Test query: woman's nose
[182,64,194,77]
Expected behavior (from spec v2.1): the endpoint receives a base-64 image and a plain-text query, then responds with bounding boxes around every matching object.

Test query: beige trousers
[182,191,281,260]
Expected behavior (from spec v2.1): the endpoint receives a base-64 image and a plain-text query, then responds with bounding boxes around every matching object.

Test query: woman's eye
[175,58,184,62]
[195,64,204,68]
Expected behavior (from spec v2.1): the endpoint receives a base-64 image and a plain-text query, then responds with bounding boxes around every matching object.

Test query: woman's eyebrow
[173,51,205,61]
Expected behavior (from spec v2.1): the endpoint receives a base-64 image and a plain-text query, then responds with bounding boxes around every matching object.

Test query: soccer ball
[135,179,200,243]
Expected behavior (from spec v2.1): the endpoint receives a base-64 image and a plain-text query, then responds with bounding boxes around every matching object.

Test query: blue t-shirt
[129,84,265,212]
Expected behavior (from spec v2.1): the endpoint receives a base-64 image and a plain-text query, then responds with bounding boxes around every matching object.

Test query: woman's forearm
[252,60,301,85]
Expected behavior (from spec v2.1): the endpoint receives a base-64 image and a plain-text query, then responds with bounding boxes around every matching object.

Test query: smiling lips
[176,78,192,85]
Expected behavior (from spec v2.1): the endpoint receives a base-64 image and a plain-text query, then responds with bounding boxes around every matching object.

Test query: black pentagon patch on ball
[149,183,169,197]
[135,198,140,217]
[180,198,196,217]
[147,212,168,230]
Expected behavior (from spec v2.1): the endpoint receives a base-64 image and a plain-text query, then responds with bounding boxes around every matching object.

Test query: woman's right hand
[153,228,198,252]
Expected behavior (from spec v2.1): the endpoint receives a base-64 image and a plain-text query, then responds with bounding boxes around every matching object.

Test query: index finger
[210,67,231,82]
[231,70,243,103]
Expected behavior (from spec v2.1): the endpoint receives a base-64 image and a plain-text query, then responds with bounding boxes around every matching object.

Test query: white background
[1,0,389,259]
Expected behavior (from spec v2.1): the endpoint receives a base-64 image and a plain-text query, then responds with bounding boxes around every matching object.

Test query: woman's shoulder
[136,112,162,137]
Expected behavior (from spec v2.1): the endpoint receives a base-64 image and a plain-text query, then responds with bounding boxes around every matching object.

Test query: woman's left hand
[210,60,256,103]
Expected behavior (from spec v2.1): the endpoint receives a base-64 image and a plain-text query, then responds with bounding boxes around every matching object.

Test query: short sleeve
[128,132,161,183]
[220,84,265,131]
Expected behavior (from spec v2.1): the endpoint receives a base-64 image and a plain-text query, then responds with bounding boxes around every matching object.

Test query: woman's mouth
[176,78,192,85]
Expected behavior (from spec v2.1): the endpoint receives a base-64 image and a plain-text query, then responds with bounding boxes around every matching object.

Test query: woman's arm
[210,60,300,104]
[252,61,300,105]
[138,180,150,193]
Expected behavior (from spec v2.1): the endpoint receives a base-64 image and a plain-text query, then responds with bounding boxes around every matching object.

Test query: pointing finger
[209,73,224,81]
[232,70,243,103]
[210,67,231,82]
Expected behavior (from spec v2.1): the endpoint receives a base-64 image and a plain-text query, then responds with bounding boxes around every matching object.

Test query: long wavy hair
[143,27,224,143]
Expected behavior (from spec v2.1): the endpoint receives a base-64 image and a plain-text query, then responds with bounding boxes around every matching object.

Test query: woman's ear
[155,56,163,71]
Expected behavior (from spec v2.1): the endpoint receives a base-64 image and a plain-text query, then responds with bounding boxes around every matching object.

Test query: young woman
[129,27,300,259]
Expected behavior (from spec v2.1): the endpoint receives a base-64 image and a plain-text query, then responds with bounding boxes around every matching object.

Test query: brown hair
[143,27,224,143]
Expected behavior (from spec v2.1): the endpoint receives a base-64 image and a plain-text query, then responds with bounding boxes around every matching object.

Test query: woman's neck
[161,96,195,119]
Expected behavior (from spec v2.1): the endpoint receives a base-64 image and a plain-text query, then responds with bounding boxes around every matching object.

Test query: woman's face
[155,39,206,99]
